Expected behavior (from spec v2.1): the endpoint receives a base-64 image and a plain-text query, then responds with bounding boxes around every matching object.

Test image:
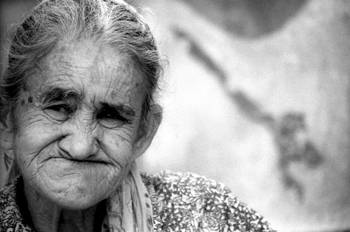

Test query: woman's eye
[44,104,72,121]
[97,109,129,129]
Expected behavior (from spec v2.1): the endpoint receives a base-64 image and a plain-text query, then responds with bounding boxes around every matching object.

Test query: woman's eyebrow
[40,87,82,103]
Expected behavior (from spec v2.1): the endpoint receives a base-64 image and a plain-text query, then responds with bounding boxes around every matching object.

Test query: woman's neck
[23,181,105,232]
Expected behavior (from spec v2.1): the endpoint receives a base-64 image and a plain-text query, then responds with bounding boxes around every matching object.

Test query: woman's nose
[58,123,100,160]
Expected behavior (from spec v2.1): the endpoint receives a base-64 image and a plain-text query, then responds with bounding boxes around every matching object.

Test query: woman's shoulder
[0,177,33,232]
[0,177,20,214]
[141,171,275,232]
[141,171,235,203]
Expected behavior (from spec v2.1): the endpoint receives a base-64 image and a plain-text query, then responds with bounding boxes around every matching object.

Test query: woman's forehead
[27,40,145,104]
[43,40,141,82]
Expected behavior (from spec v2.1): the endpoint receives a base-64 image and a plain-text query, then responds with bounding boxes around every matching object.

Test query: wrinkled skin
[3,39,160,231]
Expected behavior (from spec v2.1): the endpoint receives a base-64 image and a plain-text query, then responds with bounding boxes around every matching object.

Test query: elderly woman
[0,0,274,231]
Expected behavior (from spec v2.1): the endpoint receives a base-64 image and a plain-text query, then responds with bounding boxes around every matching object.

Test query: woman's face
[10,40,154,209]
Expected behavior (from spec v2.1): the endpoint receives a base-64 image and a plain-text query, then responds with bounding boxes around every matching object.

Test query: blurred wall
[137,0,350,231]
[1,0,350,231]
[0,0,38,75]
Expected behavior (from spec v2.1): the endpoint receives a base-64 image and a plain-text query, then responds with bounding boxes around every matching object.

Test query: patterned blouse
[0,171,275,232]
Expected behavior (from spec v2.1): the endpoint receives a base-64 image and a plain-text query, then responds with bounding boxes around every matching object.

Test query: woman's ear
[0,113,14,154]
[0,114,16,187]
[133,104,162,158]
[0,113,14,150]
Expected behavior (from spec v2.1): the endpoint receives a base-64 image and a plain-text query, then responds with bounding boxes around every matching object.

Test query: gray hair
[0,0,163,124]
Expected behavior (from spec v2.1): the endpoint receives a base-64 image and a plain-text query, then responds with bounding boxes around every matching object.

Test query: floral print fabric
[0,172,274,232]
[143,171,273,232]
[0,177,32,232]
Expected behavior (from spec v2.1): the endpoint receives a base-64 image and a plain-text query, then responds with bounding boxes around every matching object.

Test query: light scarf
[104,162,154,232]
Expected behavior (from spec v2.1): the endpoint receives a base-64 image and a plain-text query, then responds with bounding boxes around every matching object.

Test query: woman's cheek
[14,118,63,178]
[15,150,41,181]
[104,131,135,163]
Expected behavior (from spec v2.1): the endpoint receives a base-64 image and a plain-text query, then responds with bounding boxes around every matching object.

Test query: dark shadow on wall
[179,0,308,39]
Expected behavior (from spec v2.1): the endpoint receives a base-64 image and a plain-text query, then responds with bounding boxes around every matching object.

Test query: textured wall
[138,0,350,231]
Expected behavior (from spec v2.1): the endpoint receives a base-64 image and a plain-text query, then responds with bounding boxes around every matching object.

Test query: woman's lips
[53,152,109,165]
[46,157,109,168]
[64,159,108,164]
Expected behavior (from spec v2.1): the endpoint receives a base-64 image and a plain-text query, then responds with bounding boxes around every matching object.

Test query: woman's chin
[30,174,110,210]
[43,181,106,210]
